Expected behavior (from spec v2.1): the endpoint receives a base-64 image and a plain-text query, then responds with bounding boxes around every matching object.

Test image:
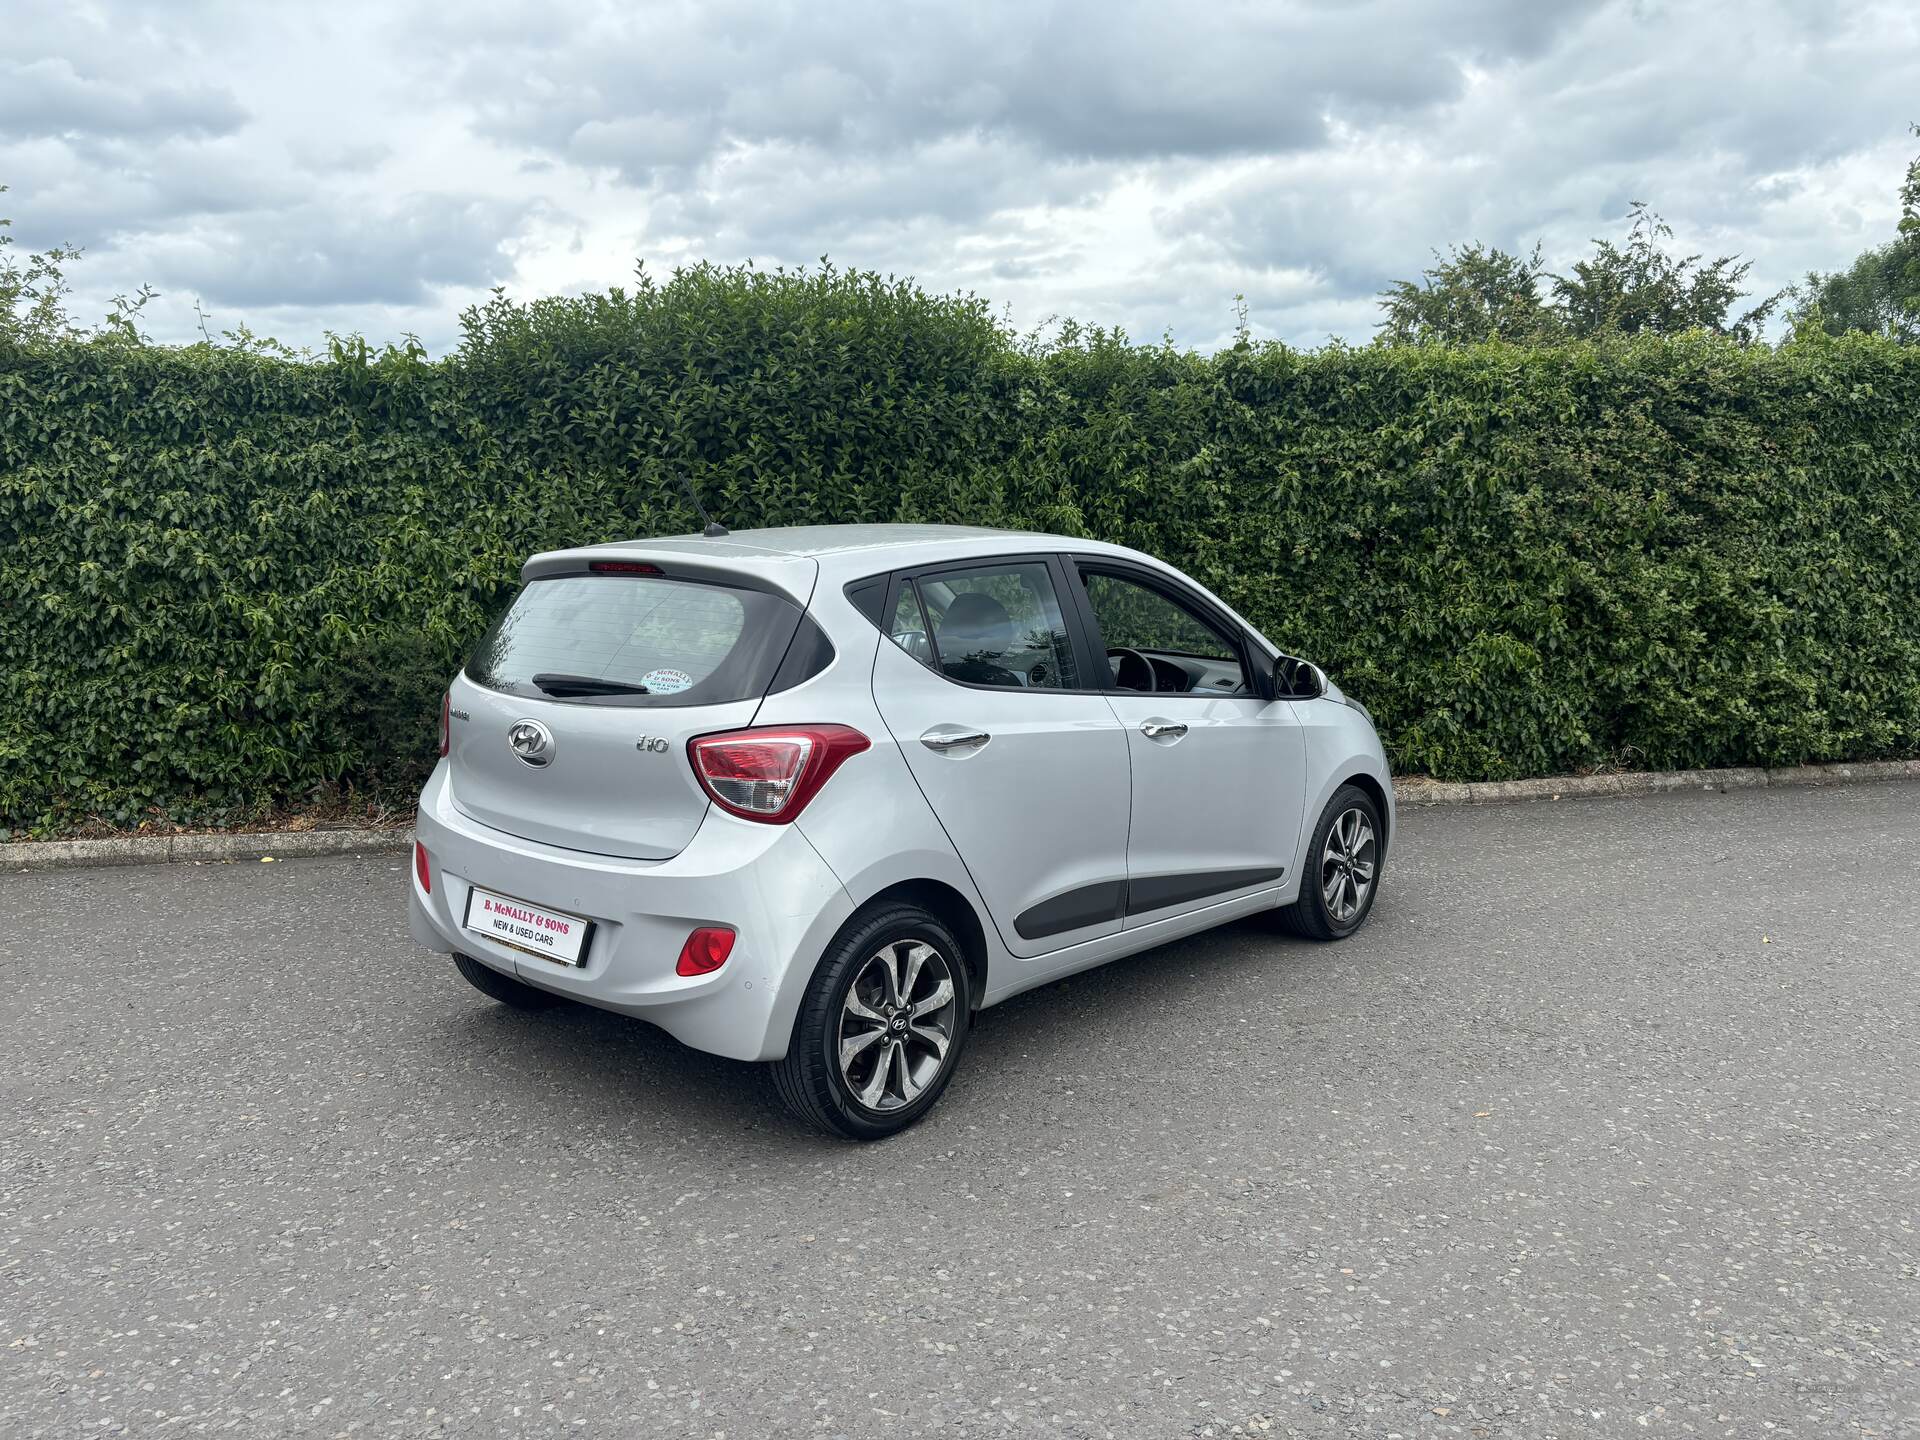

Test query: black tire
[1275,784,1385,941]
[453,952,567,1010]
[771,902,973,1141]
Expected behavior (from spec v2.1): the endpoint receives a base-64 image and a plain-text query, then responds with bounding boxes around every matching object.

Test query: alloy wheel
[836,939,959,1112]
[1320,807,1377,924]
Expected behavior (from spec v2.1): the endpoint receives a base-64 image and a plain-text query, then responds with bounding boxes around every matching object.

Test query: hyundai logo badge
[508,718,555,767]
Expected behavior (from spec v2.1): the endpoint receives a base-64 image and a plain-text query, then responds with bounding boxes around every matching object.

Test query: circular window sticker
[641,667,694,695]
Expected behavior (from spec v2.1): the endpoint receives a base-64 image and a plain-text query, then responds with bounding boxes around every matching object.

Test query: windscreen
[464,574,804,707]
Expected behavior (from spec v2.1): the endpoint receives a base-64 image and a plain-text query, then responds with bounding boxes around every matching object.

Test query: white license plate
[463,886,594,966]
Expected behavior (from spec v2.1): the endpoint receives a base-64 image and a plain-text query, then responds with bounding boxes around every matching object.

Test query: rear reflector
[414,841,431,894]
[676,926,736,977]
[589,560,664,576]
[687,725,870,823]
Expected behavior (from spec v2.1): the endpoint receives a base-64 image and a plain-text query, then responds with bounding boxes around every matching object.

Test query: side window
[1081,570,1246,691]
[914,562,1082,690]
[888,583,934,665]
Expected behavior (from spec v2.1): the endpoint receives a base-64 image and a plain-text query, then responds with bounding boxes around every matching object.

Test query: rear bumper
[408,763,855,1061]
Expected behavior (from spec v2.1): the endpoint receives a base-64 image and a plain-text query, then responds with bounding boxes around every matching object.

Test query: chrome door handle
[1140,720,1188,740]
[921,728,991,753]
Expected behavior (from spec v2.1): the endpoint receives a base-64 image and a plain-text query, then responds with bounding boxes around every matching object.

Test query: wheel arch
[855,878,991,1010]
[1336,770,1393,858]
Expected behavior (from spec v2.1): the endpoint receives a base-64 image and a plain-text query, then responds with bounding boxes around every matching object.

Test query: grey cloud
[3,138,302,250]
[0,58,245,143]
[286,138,396,175]
[133,196,532,308]
[1154,0,1920,328]
[443,0,1613,184]
[0,1,532,331]
[5,0,1914,357]
[650,134,1104,255]
[570,114,713,174]
[1509,1,1911,174]
[410,0,1629,298]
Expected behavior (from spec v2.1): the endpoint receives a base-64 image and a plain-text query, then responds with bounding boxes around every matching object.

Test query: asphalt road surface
[3,783,1917,1439]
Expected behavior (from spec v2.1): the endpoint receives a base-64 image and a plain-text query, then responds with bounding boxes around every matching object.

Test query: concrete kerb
[6,828,416,872]
[6,758,1918,870]
[1394,758,1920,807]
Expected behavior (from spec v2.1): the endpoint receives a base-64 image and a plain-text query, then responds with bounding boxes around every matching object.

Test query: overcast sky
[4,0,1916,354]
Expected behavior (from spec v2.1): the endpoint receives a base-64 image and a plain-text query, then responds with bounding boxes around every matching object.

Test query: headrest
[937,591,1015,660]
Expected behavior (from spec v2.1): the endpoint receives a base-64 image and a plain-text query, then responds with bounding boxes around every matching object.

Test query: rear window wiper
[530,672,652,697]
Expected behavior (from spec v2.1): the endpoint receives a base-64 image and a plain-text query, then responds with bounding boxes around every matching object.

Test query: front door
[869,556,1133,958]
[1068,561,1306,925]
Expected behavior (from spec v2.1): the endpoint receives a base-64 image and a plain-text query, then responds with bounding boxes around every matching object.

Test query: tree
[1793,125,1920,342]
[1791,242,1918,343]
[1902,124,1920,289]
[1552,203,1782,343]
[1,184,156,345]
[0,185,81,344]
[1378,204,1783,345]
[1377,242,1558,345]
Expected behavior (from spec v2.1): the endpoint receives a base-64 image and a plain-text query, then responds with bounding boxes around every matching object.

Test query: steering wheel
[1107,647,1158,692]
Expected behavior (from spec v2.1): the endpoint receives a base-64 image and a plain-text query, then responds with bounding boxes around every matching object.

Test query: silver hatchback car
[410,525,1392,1138]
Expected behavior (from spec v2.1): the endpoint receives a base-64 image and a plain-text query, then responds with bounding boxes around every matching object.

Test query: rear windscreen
[465,575,805,707]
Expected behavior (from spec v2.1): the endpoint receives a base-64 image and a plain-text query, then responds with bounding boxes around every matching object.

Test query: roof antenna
[672,472,729,537]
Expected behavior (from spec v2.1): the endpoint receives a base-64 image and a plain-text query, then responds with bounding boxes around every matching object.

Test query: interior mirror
[1274,655,1327,700]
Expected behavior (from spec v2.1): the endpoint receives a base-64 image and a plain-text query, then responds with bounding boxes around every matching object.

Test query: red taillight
[414,840,432,894]
[687,724,870,823]
[676,926,737,977]
[438,691,450,757]
[589,560,664,576]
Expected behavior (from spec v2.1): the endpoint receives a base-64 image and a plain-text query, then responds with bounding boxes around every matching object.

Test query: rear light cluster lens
[438,691,451,757]
[414,841,432,894]
[688,725,870,823]
[676,926,736,977]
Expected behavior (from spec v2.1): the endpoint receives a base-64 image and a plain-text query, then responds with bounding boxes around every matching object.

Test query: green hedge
[3,263,1918,833]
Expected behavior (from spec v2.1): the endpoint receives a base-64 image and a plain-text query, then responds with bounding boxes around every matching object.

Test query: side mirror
[1274,655,1327,700]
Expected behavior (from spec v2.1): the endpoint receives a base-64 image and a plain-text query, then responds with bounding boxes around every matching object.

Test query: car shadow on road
[434,993,782,1138]
[428,907,1358,1150]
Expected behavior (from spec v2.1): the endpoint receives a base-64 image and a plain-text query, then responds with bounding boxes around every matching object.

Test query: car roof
[625,523,1123,560]
[688,523,1045,557]
[521,524,1273,654]
[551,523,1146,579]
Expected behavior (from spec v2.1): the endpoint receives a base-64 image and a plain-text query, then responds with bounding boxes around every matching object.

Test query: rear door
[449,561,816,859]
[867,555,1133,958]
[1066,559,1305,924]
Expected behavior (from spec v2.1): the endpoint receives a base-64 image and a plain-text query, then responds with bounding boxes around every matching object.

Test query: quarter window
[888,584,934,666]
